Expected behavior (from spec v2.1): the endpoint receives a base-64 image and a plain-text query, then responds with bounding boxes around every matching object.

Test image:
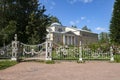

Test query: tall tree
[110,0,120,44]
[0,20,16,46]
[0,0,50,45]
[82,26,91,32]
[48,16,61,26]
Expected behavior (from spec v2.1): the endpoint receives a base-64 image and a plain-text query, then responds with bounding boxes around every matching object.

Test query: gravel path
[0,61,120,80]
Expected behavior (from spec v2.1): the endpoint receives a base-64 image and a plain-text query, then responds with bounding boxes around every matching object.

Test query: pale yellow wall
[53,33,63,45]
[80,31,98,45]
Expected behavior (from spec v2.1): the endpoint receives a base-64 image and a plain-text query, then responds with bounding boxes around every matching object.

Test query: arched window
[58,28,63,32]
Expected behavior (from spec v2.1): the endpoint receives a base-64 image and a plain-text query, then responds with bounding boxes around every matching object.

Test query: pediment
[65,31,76,35]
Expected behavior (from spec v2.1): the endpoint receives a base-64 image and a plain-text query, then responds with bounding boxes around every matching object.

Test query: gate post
[79,41,83,61]
[11,34,18,61]
[46,40,52,61]
[110,46,114,62]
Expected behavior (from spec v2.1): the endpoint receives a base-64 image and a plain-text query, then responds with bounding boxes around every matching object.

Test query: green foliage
[87,42,110,53]
[88,43,100,51]
[82,26,91,32]
[71,25,77,28]
[48,16,61,26]
[0,60,17,70]
[110,0,120,44]
[0,20,16,46]
[99,32,110,43]
[45,60,55,64]
[114,54,120,63]
[0,0,50,45]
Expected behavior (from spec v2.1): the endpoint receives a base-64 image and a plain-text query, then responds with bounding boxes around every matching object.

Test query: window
[58,28,63,32]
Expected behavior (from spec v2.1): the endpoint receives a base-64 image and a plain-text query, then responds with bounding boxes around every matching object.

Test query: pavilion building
[47,23,98,46]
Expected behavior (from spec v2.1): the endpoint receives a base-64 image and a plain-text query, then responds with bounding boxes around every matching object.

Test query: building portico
[47,22,98,46]
[63,32,76,45]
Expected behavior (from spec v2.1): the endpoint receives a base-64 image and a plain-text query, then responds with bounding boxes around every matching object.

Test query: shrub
[114,54,120,63]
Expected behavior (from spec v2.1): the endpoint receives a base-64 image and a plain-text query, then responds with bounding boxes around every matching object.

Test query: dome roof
[51,22,61,26]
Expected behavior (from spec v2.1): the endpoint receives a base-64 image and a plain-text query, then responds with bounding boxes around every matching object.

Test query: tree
[71,25,77,28]
[0,20,16,46]
[50,16,61,23]
[99,32,109,43]
[110,0,120,44]
[82,26,91,32]
[0,0,50,45]
[45,15,62,27]
[26,9,49,44]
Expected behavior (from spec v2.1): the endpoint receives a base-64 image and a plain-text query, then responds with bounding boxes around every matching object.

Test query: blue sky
[40,0,115,33]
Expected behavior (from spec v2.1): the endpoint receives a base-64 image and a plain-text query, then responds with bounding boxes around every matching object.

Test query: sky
[40,0,115,34]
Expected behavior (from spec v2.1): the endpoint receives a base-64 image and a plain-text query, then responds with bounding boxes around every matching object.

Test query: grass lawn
[0,60,18,70]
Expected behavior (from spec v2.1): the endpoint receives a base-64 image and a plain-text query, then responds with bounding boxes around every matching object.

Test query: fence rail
[0,34,117,62]
[0,44,12,59]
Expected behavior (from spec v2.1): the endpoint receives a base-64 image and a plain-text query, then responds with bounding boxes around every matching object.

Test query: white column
[74,36,75,46]
[72,36,74,45]
[45,41,48,60]
[67,36,69,45]
[65,36,67,45]
[71,36,72,45]
[69,36,71,45]
[71,36,73,45]
[63,35,65,45]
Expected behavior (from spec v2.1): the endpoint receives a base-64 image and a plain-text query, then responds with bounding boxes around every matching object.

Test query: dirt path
[0,61,120,80]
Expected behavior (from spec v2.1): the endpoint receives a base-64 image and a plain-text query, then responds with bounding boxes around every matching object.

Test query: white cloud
[69,0,77,4]
[96,27,105,31]
[69,20,80,25]
[76,20,80,23]
[69,16,87,25]
[80,0,93,3]
[68,0,93,4]
[81,16,86,20]
[70,21,75,25]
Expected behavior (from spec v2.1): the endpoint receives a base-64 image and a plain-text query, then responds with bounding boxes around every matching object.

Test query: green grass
[77,60,85,63]
[0,60,18,70]
[45,60,55,64]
